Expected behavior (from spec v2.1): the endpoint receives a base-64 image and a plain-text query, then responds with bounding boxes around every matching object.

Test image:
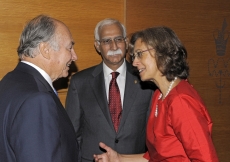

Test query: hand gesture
[93,142,120,162]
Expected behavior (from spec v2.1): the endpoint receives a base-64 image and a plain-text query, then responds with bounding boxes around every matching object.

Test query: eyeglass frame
[96,36,126,45]
[130,48,154,61]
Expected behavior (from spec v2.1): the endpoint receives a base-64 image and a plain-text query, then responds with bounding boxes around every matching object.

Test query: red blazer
[144,80,219,162]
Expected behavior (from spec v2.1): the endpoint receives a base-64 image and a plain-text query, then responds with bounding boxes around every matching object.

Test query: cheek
[145,59,156,71]
[100,49,109,57]
[118,44,126,51]
[99,46,109,53]
[56,60,62,67]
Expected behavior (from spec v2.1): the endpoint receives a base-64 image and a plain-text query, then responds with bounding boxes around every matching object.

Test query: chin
[59,72,68,78]
[140,76,151,82]
[141,78,147,82]
[139,76,146,81]
[62,73,69,78]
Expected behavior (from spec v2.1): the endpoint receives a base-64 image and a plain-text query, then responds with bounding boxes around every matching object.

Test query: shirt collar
[103,59,126,77]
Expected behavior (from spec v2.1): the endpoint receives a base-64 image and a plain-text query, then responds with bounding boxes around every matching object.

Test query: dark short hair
[17,15,58,59]
[130,26,189,81]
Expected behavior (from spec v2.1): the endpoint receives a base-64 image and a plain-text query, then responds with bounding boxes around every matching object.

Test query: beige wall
[0,0,230,161]
[126,0,230,161]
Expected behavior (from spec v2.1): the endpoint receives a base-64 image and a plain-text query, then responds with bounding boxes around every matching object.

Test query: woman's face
[132,38,161,82]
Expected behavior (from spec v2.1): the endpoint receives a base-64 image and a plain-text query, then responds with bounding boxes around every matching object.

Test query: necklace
[155,77,177,117]
[163,77,177,100]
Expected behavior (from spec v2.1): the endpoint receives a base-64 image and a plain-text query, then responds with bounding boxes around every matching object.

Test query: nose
[71,49,77,61]
[132,57,139,67]
[109,40,118,50]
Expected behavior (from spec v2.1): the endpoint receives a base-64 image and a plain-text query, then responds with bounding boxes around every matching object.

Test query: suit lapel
[118,62,140,132]
[90,63,114,128]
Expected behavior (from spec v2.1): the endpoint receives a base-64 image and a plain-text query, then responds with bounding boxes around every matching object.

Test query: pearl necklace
[163,77,177,100]
[155,77,177,117]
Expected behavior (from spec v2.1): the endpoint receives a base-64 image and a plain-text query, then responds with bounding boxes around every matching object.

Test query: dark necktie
[54,89,58,96]
[109,72,122,132]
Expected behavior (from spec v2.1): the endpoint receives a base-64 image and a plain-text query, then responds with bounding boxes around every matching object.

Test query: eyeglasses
[97,36,126,45]
[130,48,154,61]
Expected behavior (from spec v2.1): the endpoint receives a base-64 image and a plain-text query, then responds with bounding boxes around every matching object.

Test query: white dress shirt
[103,59,126,108]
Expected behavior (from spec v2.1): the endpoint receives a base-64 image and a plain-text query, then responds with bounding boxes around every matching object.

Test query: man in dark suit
[0,15,79,162]
[65,18,153,162]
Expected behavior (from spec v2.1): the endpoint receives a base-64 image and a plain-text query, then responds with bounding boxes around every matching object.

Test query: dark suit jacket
[0,62,79,162]
[66,61,153,161]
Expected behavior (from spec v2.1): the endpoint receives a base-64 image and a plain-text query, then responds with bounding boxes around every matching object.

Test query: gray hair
[94,18,126,41]
[17,15,59,59]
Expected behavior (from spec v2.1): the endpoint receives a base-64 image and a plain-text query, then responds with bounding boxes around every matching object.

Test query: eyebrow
[134,49,142,52]
[101,36,123,39]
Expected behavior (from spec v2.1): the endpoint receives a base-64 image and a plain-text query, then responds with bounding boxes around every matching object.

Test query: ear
[94,40,101,53]
[39,42,50,59]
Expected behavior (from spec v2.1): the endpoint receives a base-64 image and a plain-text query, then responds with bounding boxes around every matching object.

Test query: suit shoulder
[70,65,99,80]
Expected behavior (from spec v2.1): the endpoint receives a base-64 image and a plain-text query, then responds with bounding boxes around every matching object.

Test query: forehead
[134,38,148,50]
[55,22,73,43]
[99,23,123,38]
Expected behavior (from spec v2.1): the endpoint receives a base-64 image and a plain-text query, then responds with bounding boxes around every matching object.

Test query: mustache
[107,49,122,56]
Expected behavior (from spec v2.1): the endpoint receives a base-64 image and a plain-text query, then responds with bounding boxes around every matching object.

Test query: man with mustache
[66,18,153,162]
[0,15,78,162]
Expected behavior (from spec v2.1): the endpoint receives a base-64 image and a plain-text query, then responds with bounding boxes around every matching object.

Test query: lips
[138,68,145,73]
[66,60,72,67]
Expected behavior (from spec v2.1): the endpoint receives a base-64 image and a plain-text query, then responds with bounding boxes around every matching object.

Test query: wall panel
[126,0,230,161]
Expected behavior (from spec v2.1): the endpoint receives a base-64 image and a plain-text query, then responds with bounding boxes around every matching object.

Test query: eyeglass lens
[100,36,125,45]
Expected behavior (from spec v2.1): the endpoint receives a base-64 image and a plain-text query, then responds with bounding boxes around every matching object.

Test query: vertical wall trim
[124,0,126,27]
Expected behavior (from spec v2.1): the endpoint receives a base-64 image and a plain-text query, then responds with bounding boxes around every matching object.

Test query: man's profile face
[96,23,128,70]
[49,23,77,81]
